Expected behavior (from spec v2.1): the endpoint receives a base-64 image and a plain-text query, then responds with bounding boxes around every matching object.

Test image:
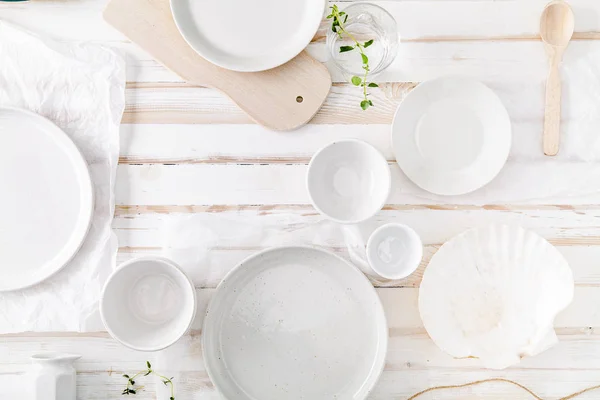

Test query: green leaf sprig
[122,361,175,400]
[327,5,379,110]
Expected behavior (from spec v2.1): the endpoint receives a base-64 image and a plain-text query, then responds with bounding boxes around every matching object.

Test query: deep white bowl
[366,223,423,280]
[307,139,391,224]
[100,257,196,352]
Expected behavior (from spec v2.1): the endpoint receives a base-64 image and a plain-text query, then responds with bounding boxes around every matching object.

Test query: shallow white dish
[367,223,422,280]
[307,139,390,224]
[171,0,326,72]
[419,225,574,369]
[100,257,197,352]
[203,246,387,400]
[392,76,511,196]
[0,107,93,291]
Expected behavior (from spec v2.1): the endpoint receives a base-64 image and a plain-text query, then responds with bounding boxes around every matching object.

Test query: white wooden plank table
[2,0,600,398]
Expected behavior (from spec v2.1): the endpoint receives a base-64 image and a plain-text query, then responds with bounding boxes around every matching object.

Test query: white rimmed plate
[392,76,511,196]
[171,0,326,72]
[0,107,93,291]
[203,246,387,400]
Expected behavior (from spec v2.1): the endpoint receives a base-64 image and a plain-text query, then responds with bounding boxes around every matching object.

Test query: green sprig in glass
[327,5,379,110]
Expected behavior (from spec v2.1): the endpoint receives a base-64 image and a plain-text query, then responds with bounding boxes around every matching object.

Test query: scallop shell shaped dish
[419,224,574,369]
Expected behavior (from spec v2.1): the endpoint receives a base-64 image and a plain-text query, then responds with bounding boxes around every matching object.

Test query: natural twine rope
[406,378,600,400]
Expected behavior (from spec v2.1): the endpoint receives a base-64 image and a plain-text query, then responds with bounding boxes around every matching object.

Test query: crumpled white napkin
[0,21,125,332]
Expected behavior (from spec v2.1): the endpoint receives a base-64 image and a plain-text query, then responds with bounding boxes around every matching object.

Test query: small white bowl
[307,139,391,224]
[366,223,423,280]
[100,257,197,352]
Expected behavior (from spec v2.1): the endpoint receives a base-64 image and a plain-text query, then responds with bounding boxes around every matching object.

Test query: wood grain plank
[118,124,394,163]
[3,285,600,397]
[117,117,591,164]
[120,37,600,122]
[4,0,600,43]
[117,34,600,84]
[114,163,600,206]
[3,368,600,399]
[112,207,600,288]
[4,1,600,86]
[116,244,600,289]
[1,288,600,367]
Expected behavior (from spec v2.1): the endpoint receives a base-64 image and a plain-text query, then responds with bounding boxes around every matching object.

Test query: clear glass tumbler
[326,3,399,79]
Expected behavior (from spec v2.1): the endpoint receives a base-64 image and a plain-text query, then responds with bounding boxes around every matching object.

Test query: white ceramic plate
[419,225,574,369]
[203,246,387,400]
[0,107,93,291]
[392,76,511,196]
[171,0,326,72]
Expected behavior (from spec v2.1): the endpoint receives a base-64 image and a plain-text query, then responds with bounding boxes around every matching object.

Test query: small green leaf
[364,39,374,48]
[326,14,333,19]
[339,11,345,15]
[351,76,362,86]
[144,370,151,376]
[170,397,175,400]
[146,361,152,369]
[344,14,348,23]
[123,374,130,379]
[129,379,135,385]
[368,83,378,88]
[368,100,374,106]
[361,53,368,64]
[339,45,354,53]
[360,100,370,110]
[129,389,136,394]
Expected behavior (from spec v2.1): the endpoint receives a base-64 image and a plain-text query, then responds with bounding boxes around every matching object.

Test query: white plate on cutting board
[203,246,387,400]
[392,76,511,196]
[170,0,326,72]
[0,108,93,291]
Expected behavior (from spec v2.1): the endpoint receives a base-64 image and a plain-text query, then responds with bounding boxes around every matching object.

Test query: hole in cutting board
[296,96,304,103]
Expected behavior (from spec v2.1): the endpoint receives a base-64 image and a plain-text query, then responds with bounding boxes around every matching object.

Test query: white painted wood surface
[3,0,600,398]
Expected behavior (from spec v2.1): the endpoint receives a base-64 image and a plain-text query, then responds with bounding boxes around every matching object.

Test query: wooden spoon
[540,0,574,156]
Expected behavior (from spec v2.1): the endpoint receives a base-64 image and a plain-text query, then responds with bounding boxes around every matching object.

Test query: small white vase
[31,353,81,400]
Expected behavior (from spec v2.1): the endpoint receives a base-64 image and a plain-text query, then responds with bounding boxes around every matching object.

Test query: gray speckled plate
[203,246,388,400]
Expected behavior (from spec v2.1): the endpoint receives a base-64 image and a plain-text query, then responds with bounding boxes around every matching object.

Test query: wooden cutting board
[104,0,332,131]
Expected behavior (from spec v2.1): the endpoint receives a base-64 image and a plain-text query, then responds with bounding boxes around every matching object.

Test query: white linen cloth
[0,21,125,332]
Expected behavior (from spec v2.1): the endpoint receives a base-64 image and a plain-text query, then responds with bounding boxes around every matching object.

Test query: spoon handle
[543,56,562,156]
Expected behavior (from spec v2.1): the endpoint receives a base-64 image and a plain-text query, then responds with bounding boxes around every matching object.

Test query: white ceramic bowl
[366,223,423,280]
[307,139,391,224]
[100,257,196,352]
